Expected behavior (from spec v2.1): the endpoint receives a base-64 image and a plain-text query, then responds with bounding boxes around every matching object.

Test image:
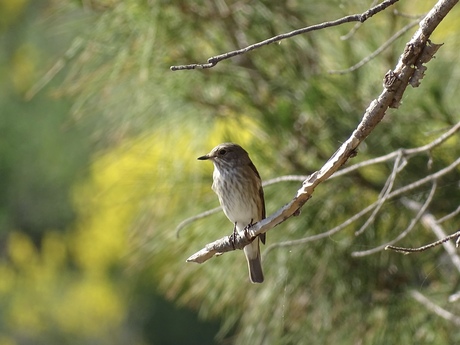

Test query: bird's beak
[197,154,210,160]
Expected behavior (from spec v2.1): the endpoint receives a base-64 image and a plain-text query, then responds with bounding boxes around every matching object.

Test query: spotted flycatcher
[198,143,266,283]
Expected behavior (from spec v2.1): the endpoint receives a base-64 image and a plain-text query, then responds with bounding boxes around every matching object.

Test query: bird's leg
[243,218,254,240]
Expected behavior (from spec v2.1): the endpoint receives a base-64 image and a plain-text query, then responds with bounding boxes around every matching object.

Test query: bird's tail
[244,238,264,283]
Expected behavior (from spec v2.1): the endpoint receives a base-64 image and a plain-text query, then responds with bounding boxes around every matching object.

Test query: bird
[198,143,266,283]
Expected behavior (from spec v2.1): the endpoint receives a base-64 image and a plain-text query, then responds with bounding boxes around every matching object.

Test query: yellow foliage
[208,114,264,147]
[70,113,263,266]
[41,231,67,271]
[54,277,124,336]
[0,265,15,296]
[0,0,28,30]
[8,231,38,268]
[2,229,125,340]
[9,296,46,333]
[0,335,16,345]
[10,44,38,93]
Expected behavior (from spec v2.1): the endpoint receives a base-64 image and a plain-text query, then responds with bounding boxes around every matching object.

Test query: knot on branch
[384,70,401,92]
[402,42,420,65]
[388,39,443,109]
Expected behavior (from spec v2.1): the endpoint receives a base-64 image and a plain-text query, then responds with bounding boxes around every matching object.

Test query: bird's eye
[218,149,227,155]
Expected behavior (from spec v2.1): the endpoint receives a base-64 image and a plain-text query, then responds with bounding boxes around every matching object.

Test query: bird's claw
[229,233,236,250]
[243,218,254,240]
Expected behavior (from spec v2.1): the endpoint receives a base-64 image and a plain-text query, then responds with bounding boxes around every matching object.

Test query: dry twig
[170,0,399,71]
[385,198,460,274]
[385,230,460,254]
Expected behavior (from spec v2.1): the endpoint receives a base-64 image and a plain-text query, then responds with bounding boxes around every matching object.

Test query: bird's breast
[212,166,262,225]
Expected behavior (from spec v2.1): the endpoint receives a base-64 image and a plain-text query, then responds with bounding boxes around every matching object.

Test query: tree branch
[170,0,400,71]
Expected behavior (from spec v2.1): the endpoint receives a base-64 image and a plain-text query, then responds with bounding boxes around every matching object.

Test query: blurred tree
[0,1,120,344]
[0,0,91,241]
[0,1,220,344]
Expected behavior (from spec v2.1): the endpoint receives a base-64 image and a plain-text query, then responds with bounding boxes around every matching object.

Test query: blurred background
[1,0,459,344]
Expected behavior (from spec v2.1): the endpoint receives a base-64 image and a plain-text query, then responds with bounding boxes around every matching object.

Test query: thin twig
[437,205,460,224]
[176,207,221,238]
[340,0,380,40]
[329,19,421,74]
[385,230,460,253]
[171,0,399,71]
[340,21,364,41]
[393,9,427,19]
[263,202,377,258]
[333,121,460,178]
[25,37,85,100]
[263,175,310,186]
[404,122,460,155]
[351,180,438,257]
[410,290,460,326]
[355,152,403,236]
[386,198,460,273]
[418,204,460,273]
[383,157,460,198]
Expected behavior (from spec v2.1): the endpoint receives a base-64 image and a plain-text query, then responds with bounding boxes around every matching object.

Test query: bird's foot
[243,219,254,241]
